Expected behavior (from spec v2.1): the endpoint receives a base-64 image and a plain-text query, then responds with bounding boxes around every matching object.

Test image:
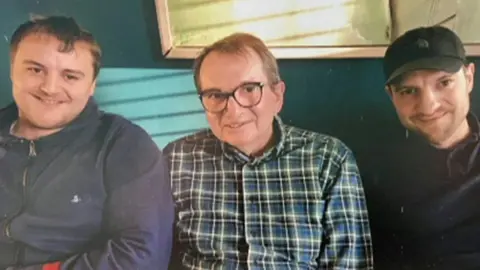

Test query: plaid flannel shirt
[164,117,373,269]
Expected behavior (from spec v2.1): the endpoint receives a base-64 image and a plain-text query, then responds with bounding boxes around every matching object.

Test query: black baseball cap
[383,26,466,85]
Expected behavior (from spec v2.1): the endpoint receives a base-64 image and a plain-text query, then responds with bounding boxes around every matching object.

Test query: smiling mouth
[225,122,248,129]
[34,95,64,105]
[417,112,447,123]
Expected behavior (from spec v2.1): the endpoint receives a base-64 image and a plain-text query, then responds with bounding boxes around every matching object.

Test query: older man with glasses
[164,33,373,270]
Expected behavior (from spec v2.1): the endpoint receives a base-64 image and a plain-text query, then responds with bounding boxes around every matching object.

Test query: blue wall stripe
[95,68,208,148]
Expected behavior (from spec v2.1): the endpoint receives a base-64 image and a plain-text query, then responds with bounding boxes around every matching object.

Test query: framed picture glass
[155,0,480,58]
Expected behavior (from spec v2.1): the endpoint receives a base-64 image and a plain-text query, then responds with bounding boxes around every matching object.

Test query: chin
[419,130,450,144]
[29,118,68,130]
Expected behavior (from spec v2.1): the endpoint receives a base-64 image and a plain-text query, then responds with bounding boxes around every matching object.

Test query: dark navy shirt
[363,113,480,270]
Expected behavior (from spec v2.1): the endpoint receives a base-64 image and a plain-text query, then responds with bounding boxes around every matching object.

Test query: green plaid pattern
[164,117,373,269]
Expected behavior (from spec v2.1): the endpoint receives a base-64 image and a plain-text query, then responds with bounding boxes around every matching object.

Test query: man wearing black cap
[365,25,480,269]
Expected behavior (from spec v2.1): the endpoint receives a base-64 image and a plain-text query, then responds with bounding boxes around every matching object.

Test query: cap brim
[385,57,464,84]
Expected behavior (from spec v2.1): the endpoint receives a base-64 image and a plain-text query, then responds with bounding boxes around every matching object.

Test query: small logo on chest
[71,195,82,203]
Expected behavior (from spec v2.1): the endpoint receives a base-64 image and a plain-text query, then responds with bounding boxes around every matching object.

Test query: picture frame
[154,0,480,59]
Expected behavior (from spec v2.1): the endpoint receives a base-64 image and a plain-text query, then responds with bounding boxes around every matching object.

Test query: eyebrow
[437,74,453,81]
[22,59,85,77]
[63,69,85,78]
[201,81,259,92]
[201,87,223,93]
[22,60,44,67]
[394,73,455,91]
[393,85,416,92]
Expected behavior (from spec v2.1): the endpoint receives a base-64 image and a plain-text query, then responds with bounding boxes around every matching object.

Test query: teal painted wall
[2,0,480,155]
[95,68,205,147]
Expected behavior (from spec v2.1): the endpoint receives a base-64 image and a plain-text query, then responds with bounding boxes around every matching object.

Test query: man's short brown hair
[10,15,102,79]
[193,33,281,91]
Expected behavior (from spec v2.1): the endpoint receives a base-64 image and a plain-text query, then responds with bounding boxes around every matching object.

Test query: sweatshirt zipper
[4,140,37,265]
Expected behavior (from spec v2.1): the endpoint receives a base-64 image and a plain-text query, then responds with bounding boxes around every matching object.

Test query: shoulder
[282,124,353,163]
[99,112,160,157]
[162,128,217,157]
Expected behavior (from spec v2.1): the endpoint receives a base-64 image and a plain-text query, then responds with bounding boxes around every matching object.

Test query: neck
[434,119,471,149]
[11,118,62,140]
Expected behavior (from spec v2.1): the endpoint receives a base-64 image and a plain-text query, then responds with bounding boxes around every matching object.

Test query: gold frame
[154,0,480,59]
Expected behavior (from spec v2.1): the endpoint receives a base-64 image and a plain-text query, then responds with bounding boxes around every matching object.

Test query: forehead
[13,34,94,73]
[199,50,266,90]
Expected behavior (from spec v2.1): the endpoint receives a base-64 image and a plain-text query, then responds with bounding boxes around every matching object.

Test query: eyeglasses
[199,82,264,113]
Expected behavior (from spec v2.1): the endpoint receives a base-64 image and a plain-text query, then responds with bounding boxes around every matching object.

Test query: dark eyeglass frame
[198,81,265,113]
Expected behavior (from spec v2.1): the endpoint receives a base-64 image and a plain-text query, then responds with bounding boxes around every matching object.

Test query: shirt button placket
[242,163,260,262]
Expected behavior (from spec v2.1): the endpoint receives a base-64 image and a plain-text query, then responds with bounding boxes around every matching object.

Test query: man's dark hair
[10,15,102,79]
